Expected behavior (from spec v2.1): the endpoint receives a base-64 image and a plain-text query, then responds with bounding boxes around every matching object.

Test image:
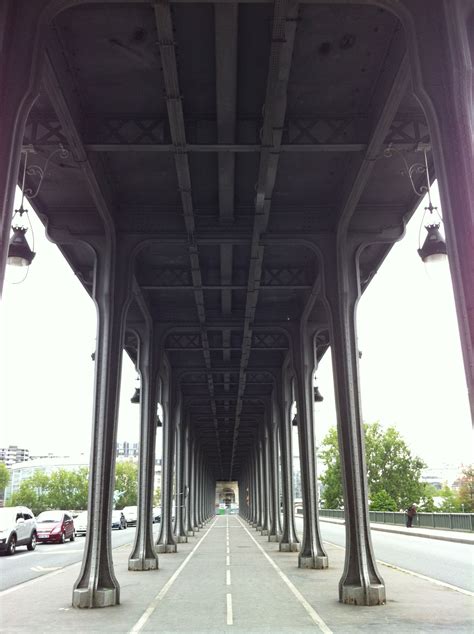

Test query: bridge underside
[1,0,472,611]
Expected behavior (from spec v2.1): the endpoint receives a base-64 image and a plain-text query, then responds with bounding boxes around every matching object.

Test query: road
[1,520,472,595]
[0,526,142,592]
[295,517,474,593]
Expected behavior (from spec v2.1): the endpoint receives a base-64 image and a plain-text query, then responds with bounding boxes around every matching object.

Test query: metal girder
[229,0,299,479]
[154,1,224,475]
[25,114,429,151]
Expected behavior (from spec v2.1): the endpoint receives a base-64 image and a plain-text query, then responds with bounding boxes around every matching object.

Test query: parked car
[36,511,75,543]
[153,507,161,523]
[0,506,37,555]
[75,511,88,537]
[111,511,127,530]
[122,506,137,526]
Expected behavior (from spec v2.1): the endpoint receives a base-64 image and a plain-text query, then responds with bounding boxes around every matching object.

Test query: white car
[122,506,137,526]
[75,511,88,536]
[0,506,37,555]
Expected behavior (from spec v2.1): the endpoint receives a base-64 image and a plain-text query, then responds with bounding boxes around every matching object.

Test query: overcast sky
[0,184,472,467]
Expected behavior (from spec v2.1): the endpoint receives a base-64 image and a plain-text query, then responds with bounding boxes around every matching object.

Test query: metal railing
[318,509,474,532]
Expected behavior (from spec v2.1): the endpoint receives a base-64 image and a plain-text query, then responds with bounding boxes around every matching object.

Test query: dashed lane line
[236,517,332,634]
[226,593,233,625]
[129,518,218,633]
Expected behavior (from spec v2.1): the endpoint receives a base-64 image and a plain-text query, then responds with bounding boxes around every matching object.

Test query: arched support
[0,2,45,293]
[72,239,133,608]
[400,0,474,420]
[128,323,159,571]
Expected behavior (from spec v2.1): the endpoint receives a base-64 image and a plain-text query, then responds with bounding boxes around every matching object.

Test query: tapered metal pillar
[156,376,178,554]
[255,443,263,531]
[73,242,133,607]
[324,244,384,605]
[278,372,299,552]
[128,323,159,570]
[184,424,194,537]
[291,324,328,570]
[260,421,271,536]
[174,411,188,543]
[267,412,281,542]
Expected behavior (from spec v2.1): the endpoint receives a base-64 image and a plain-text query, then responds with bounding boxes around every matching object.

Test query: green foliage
[153,486,161,506]
[457,466,474,512]
[319,427,344,509]
[417,484,437,512]
[47,468,89,511]
[8,471,52,515]
[115,461,138,508]
[438,484,462,512]
[369,490,397,511]
[320,422,427,510]
[0,463,10,492]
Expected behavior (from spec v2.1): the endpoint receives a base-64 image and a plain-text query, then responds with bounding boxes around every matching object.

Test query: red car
[36,511,75,543]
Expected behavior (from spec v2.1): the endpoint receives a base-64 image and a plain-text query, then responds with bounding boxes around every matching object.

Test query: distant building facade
[116,441,139,458]
[0,445,30,468]
[4,455,89,502]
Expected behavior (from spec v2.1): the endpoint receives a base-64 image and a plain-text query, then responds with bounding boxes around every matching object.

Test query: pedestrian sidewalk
[0,515,472,633]
[318,517,474,545]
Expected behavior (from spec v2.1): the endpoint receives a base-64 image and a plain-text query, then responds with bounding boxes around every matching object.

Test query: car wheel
[70,532,75,542]
[60,532,66,544]
[27,532,37,551]
[6,535,16,556]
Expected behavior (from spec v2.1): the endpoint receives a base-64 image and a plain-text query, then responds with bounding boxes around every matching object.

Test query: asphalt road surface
[0,526,142,592]
[1,520,472,594]
[295,517,474,593]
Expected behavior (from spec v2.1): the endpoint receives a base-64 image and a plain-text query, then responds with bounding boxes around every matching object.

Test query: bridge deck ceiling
[26,1,429,479]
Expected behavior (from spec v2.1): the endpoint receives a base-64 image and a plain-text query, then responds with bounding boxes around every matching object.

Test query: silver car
[0,506,37,555]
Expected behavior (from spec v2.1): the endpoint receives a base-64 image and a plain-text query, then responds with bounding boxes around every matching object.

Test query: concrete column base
[193,526,200,532]
[128,556,159,571]
[298,554,328,569]
[340,583,386,606]
[268,533,281,542]
[72,587,118,609]
[156,543,178,553]
[176,535,188,543]
[260,529,269,536]
[256,525,262,531]
[187,530,195,537]
[279,541,299,552]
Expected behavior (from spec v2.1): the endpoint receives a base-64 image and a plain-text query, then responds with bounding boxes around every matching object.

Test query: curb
[317,517,474,546]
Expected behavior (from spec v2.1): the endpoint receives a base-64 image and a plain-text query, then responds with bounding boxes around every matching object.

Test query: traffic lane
[295,517,474,592]
[0,525,148,592]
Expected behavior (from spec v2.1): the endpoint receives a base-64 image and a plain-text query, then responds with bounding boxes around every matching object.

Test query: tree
[369,490,397,511]
[438,484,461,512]
[8,471,51,515]
[0,463,9,495]
[457,466,474,512]
[153,486,161,506]
[115,461,138,508]
[320,422,427,510]
[47,468,89,510]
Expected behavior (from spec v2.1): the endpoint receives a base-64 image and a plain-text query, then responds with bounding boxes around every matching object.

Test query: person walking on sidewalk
[405,503,417,528]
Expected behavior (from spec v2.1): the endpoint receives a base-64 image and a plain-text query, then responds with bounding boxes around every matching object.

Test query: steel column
[128,323,159,570]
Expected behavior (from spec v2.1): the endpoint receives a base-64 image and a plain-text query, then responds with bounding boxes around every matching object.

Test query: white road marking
[0,561,81,597]
[226,555,230,566]
[226,569,231,586]
[226,592,233,625]
[237,517,332,634]
[129,518,217,633]
[324,540,474,597]
[31,565,61,572]
[226,546,230,554]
